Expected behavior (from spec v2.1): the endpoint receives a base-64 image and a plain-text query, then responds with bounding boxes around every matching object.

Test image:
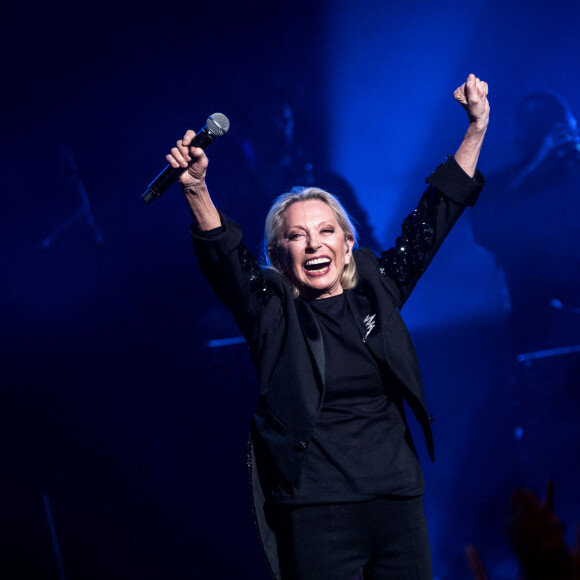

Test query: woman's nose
[306,235,321,251]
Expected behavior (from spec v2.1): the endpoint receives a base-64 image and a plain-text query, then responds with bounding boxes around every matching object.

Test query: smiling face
[273,199,354,300]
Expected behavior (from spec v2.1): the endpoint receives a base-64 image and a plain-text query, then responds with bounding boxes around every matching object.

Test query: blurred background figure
[466,480,580,580]
[470,90,580,353]
[214,84,380,259]
[468,91,580,579]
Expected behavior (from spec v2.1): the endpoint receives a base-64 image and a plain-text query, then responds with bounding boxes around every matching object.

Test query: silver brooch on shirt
[362,314,376,343]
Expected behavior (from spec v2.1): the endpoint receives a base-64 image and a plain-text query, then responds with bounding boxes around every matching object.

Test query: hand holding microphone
[167,129,209,191]
[142,113,230,204]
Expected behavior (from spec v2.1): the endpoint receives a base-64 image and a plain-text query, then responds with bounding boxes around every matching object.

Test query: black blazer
[192,156,484,579]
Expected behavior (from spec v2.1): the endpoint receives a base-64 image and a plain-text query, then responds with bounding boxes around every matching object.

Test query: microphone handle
[141,128,217,205]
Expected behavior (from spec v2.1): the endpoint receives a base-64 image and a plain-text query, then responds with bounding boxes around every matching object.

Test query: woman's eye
[289,233,301,240]
[322,229,334,234]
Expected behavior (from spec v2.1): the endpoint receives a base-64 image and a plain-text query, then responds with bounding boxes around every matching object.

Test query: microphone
[141,112,230,205]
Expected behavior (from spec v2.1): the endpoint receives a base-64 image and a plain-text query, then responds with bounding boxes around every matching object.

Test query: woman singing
[166,73,489,580]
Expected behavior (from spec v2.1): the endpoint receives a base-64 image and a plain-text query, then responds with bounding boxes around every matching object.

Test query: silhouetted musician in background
[471,90,580,354]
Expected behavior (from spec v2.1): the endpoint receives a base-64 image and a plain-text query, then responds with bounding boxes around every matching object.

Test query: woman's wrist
[183,184,221,231]
[468,118,489,134]
[182,181,208,196]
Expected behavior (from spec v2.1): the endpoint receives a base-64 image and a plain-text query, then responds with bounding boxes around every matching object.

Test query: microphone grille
[207,113,230,137]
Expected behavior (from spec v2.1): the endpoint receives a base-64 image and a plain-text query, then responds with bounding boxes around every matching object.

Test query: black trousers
[273,496,432,580]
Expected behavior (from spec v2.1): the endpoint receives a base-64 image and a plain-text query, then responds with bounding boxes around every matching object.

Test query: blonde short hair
[264,187,359,297]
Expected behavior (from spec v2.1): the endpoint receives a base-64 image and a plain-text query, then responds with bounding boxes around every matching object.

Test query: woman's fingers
[455,74,489,105]
[167,130,197,167]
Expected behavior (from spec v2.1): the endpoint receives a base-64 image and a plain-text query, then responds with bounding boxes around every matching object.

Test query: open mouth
[303,257,331,274]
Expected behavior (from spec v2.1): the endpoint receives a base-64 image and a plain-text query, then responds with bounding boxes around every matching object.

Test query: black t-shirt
[272,292,424,504]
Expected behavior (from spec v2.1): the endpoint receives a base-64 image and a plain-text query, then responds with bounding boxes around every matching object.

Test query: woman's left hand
[454,74,490,130]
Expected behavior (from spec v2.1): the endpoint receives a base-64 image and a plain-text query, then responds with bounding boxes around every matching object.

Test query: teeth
[305,258,330,267]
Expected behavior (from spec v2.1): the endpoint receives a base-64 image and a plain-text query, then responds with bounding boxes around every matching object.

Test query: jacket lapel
[295,299,325,389]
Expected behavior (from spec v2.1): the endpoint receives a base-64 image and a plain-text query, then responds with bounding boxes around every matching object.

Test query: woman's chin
[297,279,342,300]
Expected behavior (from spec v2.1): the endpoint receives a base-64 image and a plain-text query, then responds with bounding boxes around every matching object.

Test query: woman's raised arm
[166,129,221,231]
[453,73,490,178]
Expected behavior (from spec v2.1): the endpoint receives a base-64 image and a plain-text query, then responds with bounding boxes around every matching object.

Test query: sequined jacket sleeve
[372,155,485,308]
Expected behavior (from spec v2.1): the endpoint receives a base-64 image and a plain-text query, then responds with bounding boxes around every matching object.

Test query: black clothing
[273,496,432,580]
[272,292,423,505]
[191,155,484,579]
